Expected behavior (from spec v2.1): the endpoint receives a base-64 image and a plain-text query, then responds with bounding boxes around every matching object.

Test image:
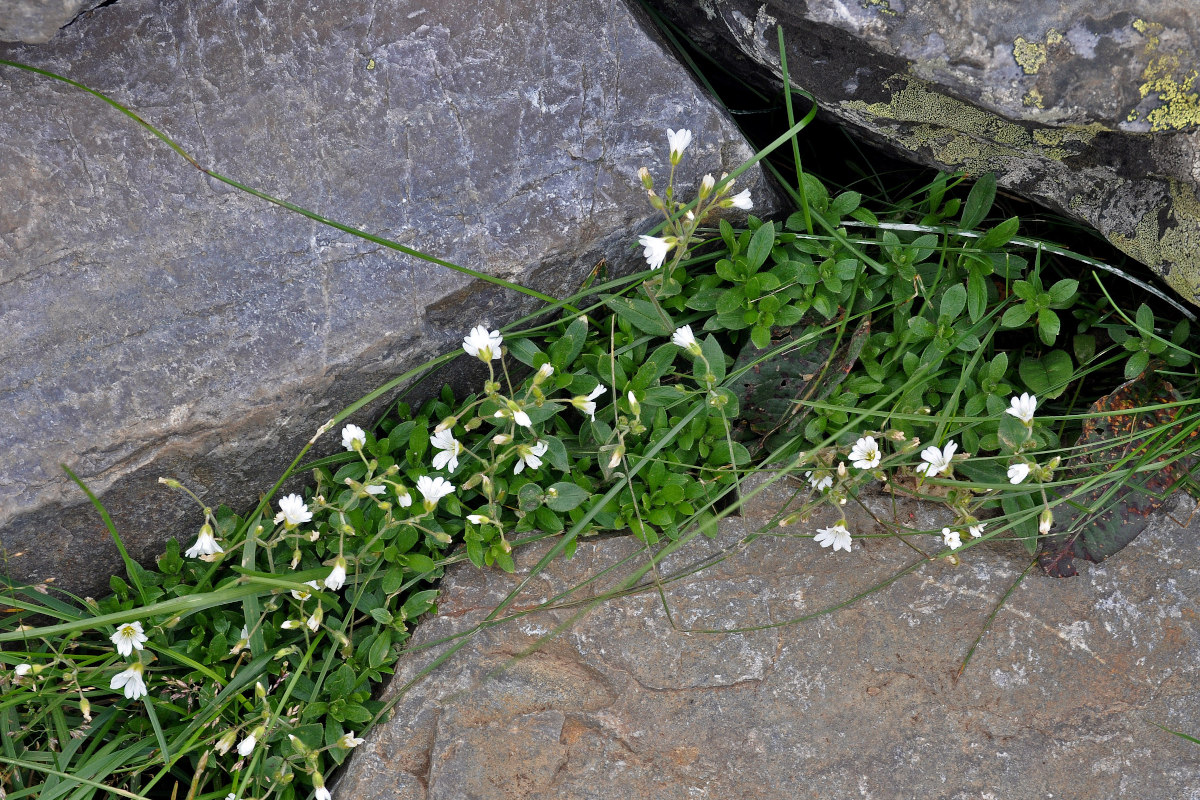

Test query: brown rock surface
[338,477,1200,798]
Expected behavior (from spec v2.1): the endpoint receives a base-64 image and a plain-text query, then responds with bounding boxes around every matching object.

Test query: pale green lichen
[1130,19,1200,132]
[1109,179,1200,298]
[1024,87,1045,109]
[862,0,897,17]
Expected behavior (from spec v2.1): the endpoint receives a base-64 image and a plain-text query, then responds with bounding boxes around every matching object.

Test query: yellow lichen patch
[1033,128,1064,147]
[1024,87,1045,109]
[1014,37,1047,75]
[1130,19,1200,131]
[862,0,897,17]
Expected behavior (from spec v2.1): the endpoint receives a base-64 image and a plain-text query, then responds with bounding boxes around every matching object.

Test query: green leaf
[939,283,967,322]
[1073,333,1096,364]
[960,173,996,230]
[1001,304,1032,328]
[405,553,437,574]
[1018,349,1073,399]
[380,564,406,594]
[966,270,987,323]
[602,295,675,336]
[368,630,393,668]
[976,216,1019,250]
[518,483,544,512]
[745,221,776,269]
[545,482,590,512]
[401,589,438,620]
[1124,349,1150,380]
[907,316,936,339]
[750,323,771,350]
[1046,279,1079,306]
[1135,302,1154,333]
[1001,492,1040,556]
[700,334,726,384]
[505,337,544,367]
[830,190,862,218]
[1037,308,1061,345]
[548,317,588,371]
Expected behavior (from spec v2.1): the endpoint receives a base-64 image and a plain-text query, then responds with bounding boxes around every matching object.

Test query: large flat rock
[339,478,1200,798]
[0,0,774,594]
[646,0,1200,305]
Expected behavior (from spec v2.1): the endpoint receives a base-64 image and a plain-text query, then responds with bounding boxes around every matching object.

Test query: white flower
[325,557,347,591]
[431,428,464,472]
[341,423,366,451]
[572,385,607,421]
[637,235,672,269]
[185,524,223,558]
[111,621,147,657]
[110,662,148,700]
[274,494,312,527]
[396,485,413,507]
[1039,508,1054,535]
[315,786,332,800]
[699,173,715,198]
[236,733,257,757]
[514,441,549,474]
[306,606,322,632]
[849,436,882,470]
[727,188,753,210]
[467,514,490,525]
[1005,393,1038,425]
[416,475,455,511]
[666,127,692,162]
[462,325,503,362]
[672,325,701,354]
[969,522,986,538]
[14,663,31,677]
[280,619,302,630]
[338,731,365,749]
[291,580,321,601]
[805,471,833,492]
[915,441,958,477]
[214,729,238,755]
[1007,462,1031,484]
[535,363,554,383]
[492,433,512,446]
[226,794,238,800]
[942,527,962,550]
[493,405,533,429]
[814,523,852,553]
[365,484,386,496]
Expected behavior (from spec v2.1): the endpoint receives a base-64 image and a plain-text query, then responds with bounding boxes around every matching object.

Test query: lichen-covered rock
[0,0,776,595]
[0,1,105,44]
[337,479,1200,799]
[646,0,1200,305]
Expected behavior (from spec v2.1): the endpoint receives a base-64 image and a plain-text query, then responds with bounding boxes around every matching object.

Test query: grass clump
[3,52,1200,800]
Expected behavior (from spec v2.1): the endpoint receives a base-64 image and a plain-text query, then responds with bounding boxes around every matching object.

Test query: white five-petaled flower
[672,325,702,355]
[185,524,224,559]
[416,475,455,511]
[431,428,465,472]
[849,436,882,470]
[1005,393,1038,425]
[572,385,607,421]
[462,325,503,362]
[814,523,852,553]
[1007,462,1031,484]
[274,494,312,528]
[338,731,366,749]
[666,127,692,162]
[514,441,549,474]
[341,423,367,452]
[325,557,347,591]
[111,621,147,657]
[110,662,148,700]
[969,522,986,538]
[726,188,753,210]
[637,234,673,270]
[942,527,963,550]
[291,580,322,601]
[805,470,833,492]
[915,441,958,477]
[237,733,257,757]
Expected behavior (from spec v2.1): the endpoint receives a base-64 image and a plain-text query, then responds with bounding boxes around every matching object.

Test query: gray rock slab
[0,0,776,595]
[338,478,1200,798]
[645,0,1200,306]
[0,1,105,44]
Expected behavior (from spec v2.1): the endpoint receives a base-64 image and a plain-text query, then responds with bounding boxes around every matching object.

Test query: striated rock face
[0,1,106,44]
[338,478,1200,799]
[645,0,1200,305]
[0,0,776,595]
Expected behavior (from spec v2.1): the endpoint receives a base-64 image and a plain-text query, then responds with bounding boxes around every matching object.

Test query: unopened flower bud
[638,166,653,190]
[255,680,267,700]
[884,429,907,442]
[608,445,624,470]
[213,728,238,755]
[1039,508,1054,535]
[79,695,91,721]
[698,173,715,199]
[287,733,312,757]
[158,477,182,489]
[627,390,640,417]
[837,462,848,477]
[291,549,302,569]
[434,416,457,434]
[493,433,512,446]
[465,417,483,431]
[534,363,554,385]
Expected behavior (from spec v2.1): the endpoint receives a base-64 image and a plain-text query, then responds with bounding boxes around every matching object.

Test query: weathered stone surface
[339,478,1200,798]
[0,0,105,44]
[0,0,777,594]
[645,0,1200,305]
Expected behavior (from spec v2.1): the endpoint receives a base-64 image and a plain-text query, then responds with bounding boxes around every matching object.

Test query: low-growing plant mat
[336,475,1200,799]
